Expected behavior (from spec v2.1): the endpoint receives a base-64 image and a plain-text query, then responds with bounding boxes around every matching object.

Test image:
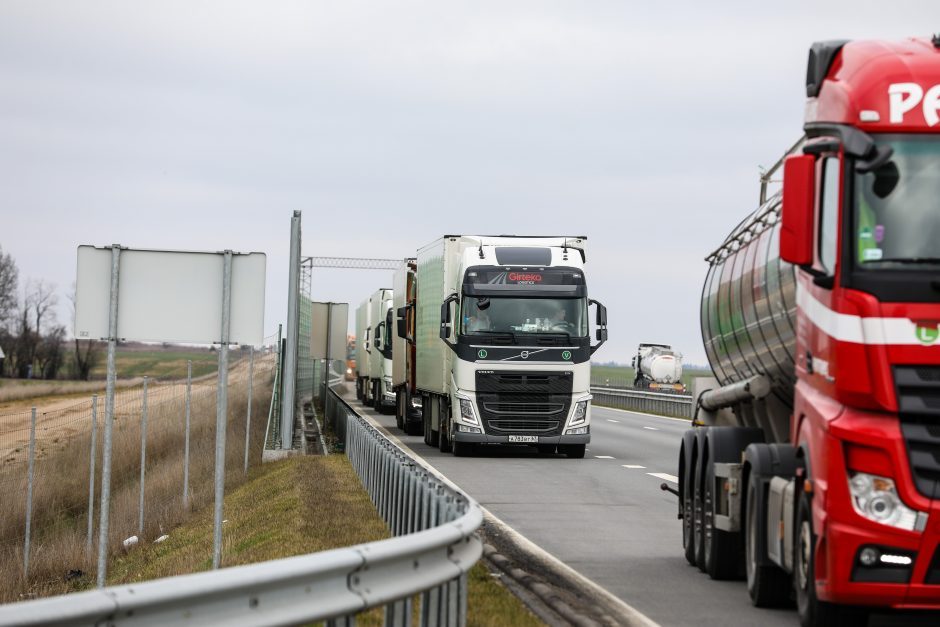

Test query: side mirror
[397,316,407,339]
[588,299,608,354]
[781,154,816,266]
[375,322,383,346]
[439,293,458,344]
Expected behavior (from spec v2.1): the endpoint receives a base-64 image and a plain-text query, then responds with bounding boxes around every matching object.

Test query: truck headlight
[458,397,479,425]
[569,399,590,426]
[848,472,923,531]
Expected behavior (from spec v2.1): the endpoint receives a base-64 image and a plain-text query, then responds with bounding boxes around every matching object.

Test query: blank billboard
[311,302,349,359]
[75,246,266,345]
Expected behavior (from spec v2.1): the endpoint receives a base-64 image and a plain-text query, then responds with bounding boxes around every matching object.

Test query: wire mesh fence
[0,335,279,603]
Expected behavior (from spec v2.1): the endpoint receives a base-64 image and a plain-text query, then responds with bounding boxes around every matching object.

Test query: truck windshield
[460,297,588,337]
[855,135,940,268]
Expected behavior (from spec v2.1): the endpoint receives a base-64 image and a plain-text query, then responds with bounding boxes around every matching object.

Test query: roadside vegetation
[0,375,272,603]
[106,455,543,626]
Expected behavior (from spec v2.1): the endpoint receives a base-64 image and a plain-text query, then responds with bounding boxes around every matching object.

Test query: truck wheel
[438,405,452,453]
[703,459,740,580]
[795,491,867,627]
[422,396,432,445]
[356,378,363,401]
[561,444,585,459]
[693,440,707,571]
[681,431,696,566]
[395,392,404,429]
[746,476,790,607]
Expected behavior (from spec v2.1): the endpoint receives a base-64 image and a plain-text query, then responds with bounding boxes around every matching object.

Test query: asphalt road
[350,397,795,627]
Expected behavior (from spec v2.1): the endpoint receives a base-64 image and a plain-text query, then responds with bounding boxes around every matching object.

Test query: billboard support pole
[213,250,233,569]
[96,244,121,588]
[244,346,254,475]
[280,211,301,449]
[323,303,333,402]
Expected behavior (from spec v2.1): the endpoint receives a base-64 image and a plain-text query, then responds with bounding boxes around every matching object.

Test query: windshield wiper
[867,257,940,265]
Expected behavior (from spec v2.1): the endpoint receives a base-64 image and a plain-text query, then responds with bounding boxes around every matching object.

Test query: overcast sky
[1,1,935,364]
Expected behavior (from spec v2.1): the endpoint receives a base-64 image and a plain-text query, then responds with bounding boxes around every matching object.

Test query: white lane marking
[642,426,659,431]
[622,464,646,469]
[648,472,679,484]
[607,419,620,423]
[595,455,615,459]
[593,404,691,424]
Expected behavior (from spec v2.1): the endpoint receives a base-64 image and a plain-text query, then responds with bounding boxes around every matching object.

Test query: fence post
[137,376,149,536]
[244,346,254,475]
[183,361,192,509]
[23,407,37,577]
[212,250,233,569]
[86,395,99,556]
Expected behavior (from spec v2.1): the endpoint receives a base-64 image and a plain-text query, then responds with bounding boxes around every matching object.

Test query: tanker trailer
[632,343,685,392]
[677,37,940,626]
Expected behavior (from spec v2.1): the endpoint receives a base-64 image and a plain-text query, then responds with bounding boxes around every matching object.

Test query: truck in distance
[354,298,371,403]
[631,343,685,393]
[392,258,422,434]
[368,288,395,413]
[677,36,940,626]
[414,235,607,458]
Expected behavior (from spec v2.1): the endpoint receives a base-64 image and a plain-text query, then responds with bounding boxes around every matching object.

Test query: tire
[795,491,868,627]
[356,378,363,401]
[537,444,556,455]
[395,391,404,429]
[746,476,791,607]
[703,460,741,580]
[438,401,452,453]
[681,431,696,566]
[561,444,585,459]
[693,442,707,571]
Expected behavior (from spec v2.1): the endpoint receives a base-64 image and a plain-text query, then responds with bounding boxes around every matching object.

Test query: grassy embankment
[108,456,542,627]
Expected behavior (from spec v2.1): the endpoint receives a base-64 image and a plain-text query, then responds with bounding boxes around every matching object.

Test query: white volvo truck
[368,288,395,412]
[415,235,607,457]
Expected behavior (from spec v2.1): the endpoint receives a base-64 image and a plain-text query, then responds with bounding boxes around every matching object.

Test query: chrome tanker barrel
[700,192,797,408]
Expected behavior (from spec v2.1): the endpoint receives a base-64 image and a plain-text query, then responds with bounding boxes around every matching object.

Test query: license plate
[508,435,538,443]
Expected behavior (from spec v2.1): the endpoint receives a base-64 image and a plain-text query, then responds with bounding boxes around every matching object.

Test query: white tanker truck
[632,343,685,393]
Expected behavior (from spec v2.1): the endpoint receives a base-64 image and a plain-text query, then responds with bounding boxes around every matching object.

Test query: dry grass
[0,369,273,603]
[0,379,143,407]
[102,455,542,626]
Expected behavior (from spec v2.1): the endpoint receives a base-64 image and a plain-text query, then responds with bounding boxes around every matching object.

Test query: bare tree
[28,279,58,335]
[68,284,100,380]
[37,325,66,379]
[0,245,17,331]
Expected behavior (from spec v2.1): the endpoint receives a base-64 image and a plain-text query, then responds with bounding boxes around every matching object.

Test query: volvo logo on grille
[520,351,529,359]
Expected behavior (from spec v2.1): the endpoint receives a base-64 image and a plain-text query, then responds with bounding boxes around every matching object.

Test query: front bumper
[815,406,940,609]
[452,431,590,445]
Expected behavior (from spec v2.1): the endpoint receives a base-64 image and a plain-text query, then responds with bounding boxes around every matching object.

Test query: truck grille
[482,401,565,414]
[488,420,559,433]
[475,371,572,436]
[894,366,940,498]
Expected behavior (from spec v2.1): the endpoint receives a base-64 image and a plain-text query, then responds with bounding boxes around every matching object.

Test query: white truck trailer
[415,235,607,457]
[354,298,371,403]
[392,259,422,434]
[368,288,395,412]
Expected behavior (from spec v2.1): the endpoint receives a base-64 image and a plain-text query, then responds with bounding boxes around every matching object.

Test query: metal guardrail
[0,389,483,627]
[591,386,694,419]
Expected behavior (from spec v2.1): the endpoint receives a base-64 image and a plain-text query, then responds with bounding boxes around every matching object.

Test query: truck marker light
[804,480,813,494]
[880,554,913,566]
